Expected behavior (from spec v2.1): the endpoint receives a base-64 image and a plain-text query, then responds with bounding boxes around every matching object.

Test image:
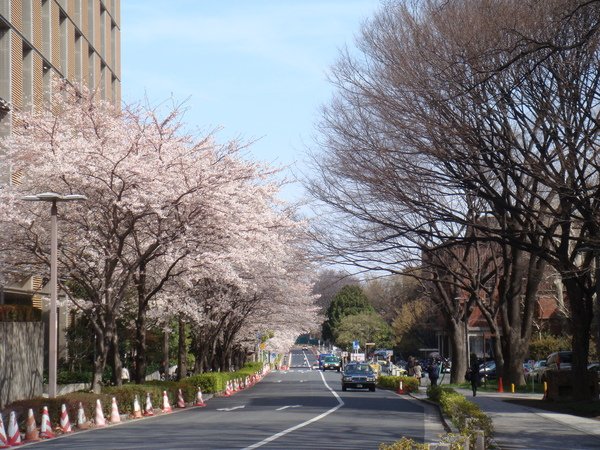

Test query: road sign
[352,340,359,350]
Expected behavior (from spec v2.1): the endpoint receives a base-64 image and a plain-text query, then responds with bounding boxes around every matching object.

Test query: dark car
[322,356,342,371]
[318,353,334,369]
[341,362,377,391]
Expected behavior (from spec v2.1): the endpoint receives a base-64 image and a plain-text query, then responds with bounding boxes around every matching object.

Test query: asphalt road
[21,348,444,450]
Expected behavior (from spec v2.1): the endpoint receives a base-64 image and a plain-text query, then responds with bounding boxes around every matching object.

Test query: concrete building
[0,0,121,361]
[0,0,121,141]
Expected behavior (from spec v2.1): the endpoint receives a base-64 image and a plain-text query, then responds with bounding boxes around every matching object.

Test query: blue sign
[352,340,359,350]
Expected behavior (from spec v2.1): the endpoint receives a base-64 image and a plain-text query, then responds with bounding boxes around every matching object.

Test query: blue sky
[121,1,381,202]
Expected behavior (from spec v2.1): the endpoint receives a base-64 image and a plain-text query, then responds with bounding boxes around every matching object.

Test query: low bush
[379,437,429,449]
[377,375,419,393]
[427,385,494,448]
[103,384,164,414]
[57,370,93,384]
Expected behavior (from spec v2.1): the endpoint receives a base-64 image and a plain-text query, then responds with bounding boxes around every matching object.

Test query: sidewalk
[412,386,600,449]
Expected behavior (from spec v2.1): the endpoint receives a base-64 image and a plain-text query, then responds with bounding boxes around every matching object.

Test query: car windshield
[325,356,339,362]
[349,364,373,373]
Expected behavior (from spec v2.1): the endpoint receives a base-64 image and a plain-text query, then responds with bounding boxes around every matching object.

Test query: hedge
[377,375,419,393]
[427,385,493,448]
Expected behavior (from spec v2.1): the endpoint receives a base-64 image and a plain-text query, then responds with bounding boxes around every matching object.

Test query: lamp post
[23,192,86,398]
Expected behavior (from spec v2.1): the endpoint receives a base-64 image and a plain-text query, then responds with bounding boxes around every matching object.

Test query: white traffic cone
[109,397,121,423]
[39,406,55,439]
[94,399,106,427]
[6,411,21,446]
[162,390,172,413]
[177,389,186,408]
[224,380,232,396]
[0,413,9,448]
[195,387,206,407]
[76,402,90,429]
[24,409,40,442]
[144,393,154,416]
[59,404,72,433]
[132,395,143,418]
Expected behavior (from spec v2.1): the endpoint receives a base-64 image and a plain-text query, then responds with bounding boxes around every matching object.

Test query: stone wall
[0,322,44,408]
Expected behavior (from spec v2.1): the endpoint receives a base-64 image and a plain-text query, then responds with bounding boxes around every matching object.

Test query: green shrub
[103,384,164,414]
[57,370,93,384]
[379,437,429,449]
[427,386,494,448]
[377,375,419,393]
[528,333,571,360]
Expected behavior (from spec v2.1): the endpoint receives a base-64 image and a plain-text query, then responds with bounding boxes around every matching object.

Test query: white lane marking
[241,371,344,450]
[276,380,282,383]
[216,405,245,411]
[276,405,302,411]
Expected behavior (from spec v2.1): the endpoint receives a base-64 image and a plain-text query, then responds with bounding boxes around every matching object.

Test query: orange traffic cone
[39,407,55,439]
[132,395,143,418]
[6,411,22,446]
[110,397,121,423]
[24,409,40,442]
[76,402,90,429]
[195,387,206,407]
[162,391,172,413]
[59,404,72,433]
[94,399,106,427]
[498,376,504,393]
[0,413,9,448]
[177,389,186,408]
[144,393,154,416]
[397,379,406,394]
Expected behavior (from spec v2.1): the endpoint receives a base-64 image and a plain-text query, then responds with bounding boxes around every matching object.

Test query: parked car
[341,362,377,391]
[525,360,547,383]
[479,361,496,380]
[546,351,573,371]
[322,356,342,371]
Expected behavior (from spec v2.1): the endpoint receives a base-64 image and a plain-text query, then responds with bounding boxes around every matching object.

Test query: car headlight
[367,376,375,382]
[342,376,352,381]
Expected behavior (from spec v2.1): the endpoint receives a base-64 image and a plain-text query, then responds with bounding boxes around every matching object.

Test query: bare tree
[308,0,600,397]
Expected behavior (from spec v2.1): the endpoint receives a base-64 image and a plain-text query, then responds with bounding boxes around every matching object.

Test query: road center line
[241,371,344,450]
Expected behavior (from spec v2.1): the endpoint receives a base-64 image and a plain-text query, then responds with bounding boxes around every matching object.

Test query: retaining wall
[0,322,44,408]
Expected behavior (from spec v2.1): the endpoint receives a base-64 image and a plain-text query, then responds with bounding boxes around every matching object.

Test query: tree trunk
[110,328,123,387]
[162,327,170,378]
[134,309,147,384]
[91,329,107,394]
[448,318,468,383]
[177,315,187,380]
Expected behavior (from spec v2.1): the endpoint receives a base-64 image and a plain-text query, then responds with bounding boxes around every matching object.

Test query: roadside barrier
[0,413,8,448]
[110,397,121,423]
[6,411,21,446]
[77,402,90,429]
[94,399,106,427]
[40,406,55,438]
[161,391,172,413]
[195,387,206,407]
[25,409,40,442]
[132,395,143,418]
[144,393,155,416]
[177,389,186,408]
[60,404,73,432]
[497,377,504,393]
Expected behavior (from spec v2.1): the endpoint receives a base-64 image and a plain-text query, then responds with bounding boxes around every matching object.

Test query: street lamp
[23,192,86,398]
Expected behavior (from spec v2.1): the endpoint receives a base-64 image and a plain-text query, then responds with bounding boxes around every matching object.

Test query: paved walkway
[412,386,600,450]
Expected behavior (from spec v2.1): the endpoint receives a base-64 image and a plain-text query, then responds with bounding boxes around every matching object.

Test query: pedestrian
[413,361,422,385]
[428,360,440,386]
[121,366,130,383]
[469,353,480,397]
[407,356,415,377]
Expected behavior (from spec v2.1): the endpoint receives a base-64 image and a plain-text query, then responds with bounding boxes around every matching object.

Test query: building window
[43,61,52,104]
[74,31,82,84]
[87,48,95,89]
[100,62,106,99]
[60,12,67,76]
[100,4,106,58]
[74,0,82,28]
[22,44,33,109]
[41,0,51,59]
[87,0,94,45]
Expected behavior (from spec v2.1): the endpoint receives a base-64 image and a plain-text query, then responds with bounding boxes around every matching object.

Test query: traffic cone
[177,389,186,408]
[397,379,406,394]
[94,399,106,427]
[498,376,504,393]
[132,395,143,418]
[0,413,9,448]
[76,402,90,429]
[39,406,55,439]
[59,404,72,433]
[110,397,121,423]
[144,393,155,416]
[195,387,206,407]
[6,411,22,446]
[224,381,232,396]
[24,409,40,442]
[162,391,172,413]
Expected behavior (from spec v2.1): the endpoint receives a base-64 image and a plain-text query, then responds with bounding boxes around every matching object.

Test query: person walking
[413,361,423,386]
[469,353,481,397]
[427,360,440,386]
